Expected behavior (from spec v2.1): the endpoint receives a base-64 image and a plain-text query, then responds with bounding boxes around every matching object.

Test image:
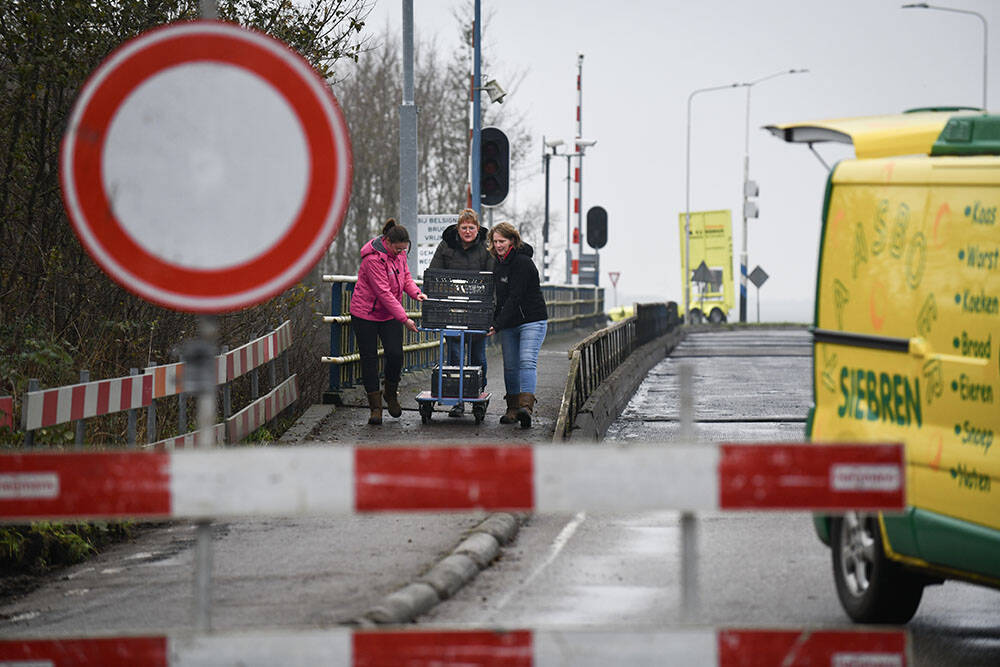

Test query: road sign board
[692,260,713,284]
[608,271,620,287]
[60,21,352,313]
[749,265,769,288]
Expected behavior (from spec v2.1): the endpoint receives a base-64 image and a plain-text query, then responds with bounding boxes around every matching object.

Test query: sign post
[60,19,353,632]
[607,271,620,307]
[749,265,769,323]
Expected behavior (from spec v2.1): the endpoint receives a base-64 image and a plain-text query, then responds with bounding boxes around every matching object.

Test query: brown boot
[366,391,382,425]
[499,394,519,424]
[384,381,402,418]
[516,392,536,429]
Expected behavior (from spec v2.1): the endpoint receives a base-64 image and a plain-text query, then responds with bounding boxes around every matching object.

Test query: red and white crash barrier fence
[146,321,292,399]
[0,443,904,521]
[0,627,909,666]
[22,373,153,432]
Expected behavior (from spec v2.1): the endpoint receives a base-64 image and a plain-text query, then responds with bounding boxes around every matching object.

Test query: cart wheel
[472,404,486,424]
[419,403,433,424]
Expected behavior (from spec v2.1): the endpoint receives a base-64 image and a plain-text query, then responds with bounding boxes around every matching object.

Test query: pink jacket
[350,236,422,322]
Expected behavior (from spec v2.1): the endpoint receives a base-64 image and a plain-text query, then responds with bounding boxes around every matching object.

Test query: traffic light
[480,127,509,207]
[743,179,759,219]
[586,206,608,249]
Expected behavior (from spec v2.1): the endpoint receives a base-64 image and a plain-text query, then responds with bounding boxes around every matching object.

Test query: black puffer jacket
[428,225,495,271]
[493,243,548,330]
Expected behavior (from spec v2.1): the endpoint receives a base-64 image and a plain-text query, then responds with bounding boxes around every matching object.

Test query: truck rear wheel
[708,307,726,324]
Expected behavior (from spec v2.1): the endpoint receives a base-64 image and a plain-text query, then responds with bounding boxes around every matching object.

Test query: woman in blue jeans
[487,222,548,428]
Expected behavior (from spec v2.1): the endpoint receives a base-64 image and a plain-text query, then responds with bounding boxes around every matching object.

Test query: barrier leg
[678,364,699,615]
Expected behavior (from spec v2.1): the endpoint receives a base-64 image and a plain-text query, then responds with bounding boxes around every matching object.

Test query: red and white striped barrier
[0,443,905,522]
[21,373,153,431]
[0,628,909,665]
[145,424,227,452]
[145,321,292,399]
[18,323,293,430]
[226,374,299,443]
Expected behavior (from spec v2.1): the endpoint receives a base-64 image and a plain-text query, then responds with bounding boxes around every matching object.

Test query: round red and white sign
[60,21,352,313]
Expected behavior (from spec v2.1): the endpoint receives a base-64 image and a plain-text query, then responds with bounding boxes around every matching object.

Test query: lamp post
[685,82,742,323]
[738,68,808,323]
[542,137,564,282]
[902,3,988,110]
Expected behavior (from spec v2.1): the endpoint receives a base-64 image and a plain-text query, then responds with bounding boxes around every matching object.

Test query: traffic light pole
[470,0,482,216]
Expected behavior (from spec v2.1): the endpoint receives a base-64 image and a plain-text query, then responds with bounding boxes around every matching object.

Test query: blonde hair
[489,221,522,256]
[457,208,479,227]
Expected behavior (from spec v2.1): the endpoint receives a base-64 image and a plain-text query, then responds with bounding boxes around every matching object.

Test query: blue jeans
[446,334,487,390]
[499,320,547,395]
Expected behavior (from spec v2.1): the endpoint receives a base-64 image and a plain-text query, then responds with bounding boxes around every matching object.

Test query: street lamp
[685,82,742,323]
[738,68,809,323]
[902,3,988,110]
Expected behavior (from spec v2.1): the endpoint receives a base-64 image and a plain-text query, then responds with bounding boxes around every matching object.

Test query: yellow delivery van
[770,110,999,623]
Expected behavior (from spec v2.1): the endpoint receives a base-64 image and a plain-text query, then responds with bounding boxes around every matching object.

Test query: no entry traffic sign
[60,21,353,313]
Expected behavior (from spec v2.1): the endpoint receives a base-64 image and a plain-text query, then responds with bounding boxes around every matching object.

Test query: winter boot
[384,381,402,418]
[366,391,383,425]
[516,392,536,429]
[499,394,519,424]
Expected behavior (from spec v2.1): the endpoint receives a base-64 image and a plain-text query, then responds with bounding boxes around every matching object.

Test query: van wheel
[831,512,923,624]
[688,309,704,324]
[708,307,726,324]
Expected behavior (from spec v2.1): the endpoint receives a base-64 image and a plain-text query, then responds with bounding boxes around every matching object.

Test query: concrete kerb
[567,327,686,442]
[357,512,524,625]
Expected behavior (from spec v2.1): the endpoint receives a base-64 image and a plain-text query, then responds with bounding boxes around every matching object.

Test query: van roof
[764,109,984,158]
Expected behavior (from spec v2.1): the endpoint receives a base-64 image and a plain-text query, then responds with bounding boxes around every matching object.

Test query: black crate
[431,366,482,398]
[421,298,493,330]
[422,269,494,300]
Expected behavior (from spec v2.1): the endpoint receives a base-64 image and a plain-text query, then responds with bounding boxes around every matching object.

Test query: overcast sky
[362,0,998,322]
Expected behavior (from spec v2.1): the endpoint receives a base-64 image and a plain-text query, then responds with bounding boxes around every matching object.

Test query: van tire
[688,308,704,324]
[831,512,924,624]
[709,307,726,324]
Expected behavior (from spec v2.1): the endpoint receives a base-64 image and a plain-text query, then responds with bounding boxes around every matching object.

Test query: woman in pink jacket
[350,219,426,424]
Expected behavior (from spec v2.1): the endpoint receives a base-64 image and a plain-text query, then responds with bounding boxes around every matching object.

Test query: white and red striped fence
[16,322,294,447]
[0,443,904,521]
[0,627,909,666]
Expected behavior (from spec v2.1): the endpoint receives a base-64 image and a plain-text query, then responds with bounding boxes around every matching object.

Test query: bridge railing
[319,275,605,404]
[15,322,295,449]
[554,302,681,440]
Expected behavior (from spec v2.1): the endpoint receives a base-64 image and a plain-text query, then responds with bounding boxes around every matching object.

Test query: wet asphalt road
[423,328,1000,666]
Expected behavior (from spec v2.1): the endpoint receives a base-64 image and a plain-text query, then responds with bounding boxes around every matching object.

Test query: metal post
[565,155,572,284]
[221,345,231,420]
[471,0,482,216]
[573,55,584,286]
[24,378,38,448]
[678,363,698,615]
[147,397,156,445]
[75,370,89,448]
[542,140,551,282]
[400,0,419,278]
[127,368,138,447]
[179,392,187,437]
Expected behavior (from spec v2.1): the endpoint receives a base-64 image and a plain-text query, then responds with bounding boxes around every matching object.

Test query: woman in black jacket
[487,221,548,428]
[428,208,494,417]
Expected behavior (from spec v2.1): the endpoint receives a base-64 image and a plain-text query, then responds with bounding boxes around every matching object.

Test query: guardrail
[554,302,680,439]
[15,322,295,449]
[320,275,605,404]
[0,627,908,665]
[0,440,909,665]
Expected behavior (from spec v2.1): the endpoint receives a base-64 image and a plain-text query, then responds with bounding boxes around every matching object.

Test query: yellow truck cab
[769,110,1000,623]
